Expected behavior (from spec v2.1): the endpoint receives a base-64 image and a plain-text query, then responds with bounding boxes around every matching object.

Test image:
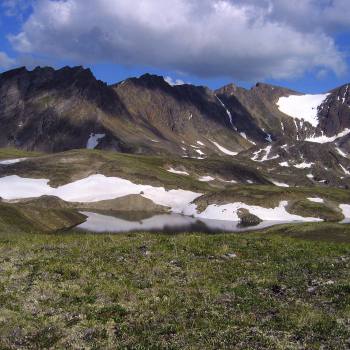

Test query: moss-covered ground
[0,223,349,349]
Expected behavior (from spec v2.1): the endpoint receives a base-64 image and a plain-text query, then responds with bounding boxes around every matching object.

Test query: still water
[77,211,299,234]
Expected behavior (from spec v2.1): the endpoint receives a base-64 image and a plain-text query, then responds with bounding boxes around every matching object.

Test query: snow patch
[87,133,105,149]
[211,141,238,156]
[0,158,27,165]
[196,141,205,146]
[198,176,215,182]
[252,145,279,162]
[195,149,205,156]
[336,147,348,157]
[339,164,350,175]
[240,132,256,145]
[219,179,237,184]
[308,198,324,203]
[342,85,349,104]
[279,162,289,167]
[277,93,329,127]
[306,129,350,144]
[265,133,273,143]
[271,180,289,187]
[340,204,350,220]
[294,162,314,169]
[183,201,321,222]
[167,168,189,176]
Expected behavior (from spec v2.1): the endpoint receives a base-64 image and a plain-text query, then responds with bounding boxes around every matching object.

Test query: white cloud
[8,0,348,81]
[0,52,15,69]
[262,0,350,33]
[2,0,33,17]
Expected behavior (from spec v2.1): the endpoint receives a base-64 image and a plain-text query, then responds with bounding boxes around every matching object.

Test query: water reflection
[77,211,298,234]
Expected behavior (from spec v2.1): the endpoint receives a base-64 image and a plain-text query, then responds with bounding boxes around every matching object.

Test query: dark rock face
[317,84,350,136]
[0,67,253,155]
[0,66,127,152]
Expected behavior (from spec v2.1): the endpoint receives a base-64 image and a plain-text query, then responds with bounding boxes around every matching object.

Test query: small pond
[77,211,302,234]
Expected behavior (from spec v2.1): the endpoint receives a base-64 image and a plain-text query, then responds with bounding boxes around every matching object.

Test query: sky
[0,0,349,93]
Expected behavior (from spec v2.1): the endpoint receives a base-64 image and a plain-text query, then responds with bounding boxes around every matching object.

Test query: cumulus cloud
[8,0,349,81]
[2,0,33,17]
[0,52,16,69]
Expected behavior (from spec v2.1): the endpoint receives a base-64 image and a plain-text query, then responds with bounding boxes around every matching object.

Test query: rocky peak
[129,73,171,90]
[215,83,241,96]
[316,83,350,136]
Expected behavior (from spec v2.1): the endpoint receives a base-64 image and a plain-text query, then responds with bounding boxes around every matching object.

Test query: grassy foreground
[0,226,349,349]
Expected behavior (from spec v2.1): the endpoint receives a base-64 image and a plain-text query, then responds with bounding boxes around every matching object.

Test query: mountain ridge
[0,65,349,181]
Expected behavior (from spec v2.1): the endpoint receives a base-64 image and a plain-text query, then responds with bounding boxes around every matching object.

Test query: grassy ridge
[0,148,42,160]
[0,227,349,349]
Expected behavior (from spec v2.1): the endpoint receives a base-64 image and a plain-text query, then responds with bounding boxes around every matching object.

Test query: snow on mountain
[294,162,314,169]
[211,141,238,156]
[183,201,321,222]
[167,168,189,176]
[305,129,350,144]
[164,76,185,86]
[252,145,279,162]
[86,133,106,149]
[0,158,27,165]
[277,93,329,127]
[215,95,237,130]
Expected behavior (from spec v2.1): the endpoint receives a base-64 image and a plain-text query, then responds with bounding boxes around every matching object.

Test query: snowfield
[340,204,350,222]
[277,93,329,127]
[183,201,321,222]
[0,174,332,222]
[0,176,51,198]
[305,129,350,144]
[0,175,201,213]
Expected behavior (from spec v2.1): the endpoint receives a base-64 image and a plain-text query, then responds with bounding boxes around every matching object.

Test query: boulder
[237,208,262,227]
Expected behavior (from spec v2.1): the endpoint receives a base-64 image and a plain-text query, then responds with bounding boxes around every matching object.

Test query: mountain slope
[0,67,254,156]
[0,65,349,186]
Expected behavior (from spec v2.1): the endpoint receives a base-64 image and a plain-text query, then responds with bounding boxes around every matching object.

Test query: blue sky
[0,0,349,93]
